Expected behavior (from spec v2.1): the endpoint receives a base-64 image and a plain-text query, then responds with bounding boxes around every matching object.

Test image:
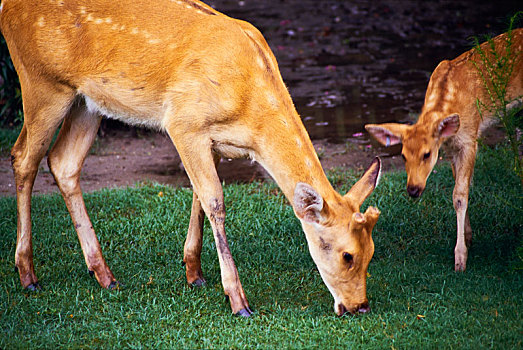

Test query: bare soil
[0,127,405,196]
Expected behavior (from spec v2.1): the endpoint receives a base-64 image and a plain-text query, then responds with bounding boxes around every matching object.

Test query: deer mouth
[407,185,424,198]
[336,301,371,316]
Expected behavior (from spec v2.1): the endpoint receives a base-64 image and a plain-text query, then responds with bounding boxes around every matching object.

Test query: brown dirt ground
[0,127,406,196]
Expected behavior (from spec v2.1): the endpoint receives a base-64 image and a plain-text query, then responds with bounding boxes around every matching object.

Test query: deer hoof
[235,308,253,317]
[26,282,42,291]
[454,247,468,272]
[190,278,206,287]
[454,263,466,272]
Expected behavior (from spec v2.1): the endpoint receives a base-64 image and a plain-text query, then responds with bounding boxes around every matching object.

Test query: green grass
[0,126,20,156]
[0,146,521,349]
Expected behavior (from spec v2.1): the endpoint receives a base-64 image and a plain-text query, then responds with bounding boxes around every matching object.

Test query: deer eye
[343,252,354,267]
[423,152,431,160]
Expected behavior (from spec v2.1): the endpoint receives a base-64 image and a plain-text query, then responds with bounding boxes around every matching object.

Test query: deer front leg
[209,197,252,316]
[47,105,118,288]
[451,164,472,248]
[452,144,477,272]
[170,132,251,316]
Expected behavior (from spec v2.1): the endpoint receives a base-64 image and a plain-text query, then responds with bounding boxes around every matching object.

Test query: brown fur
[366,29,523,271]
[1,0,381,316]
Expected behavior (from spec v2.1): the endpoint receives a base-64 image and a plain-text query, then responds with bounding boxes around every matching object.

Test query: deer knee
[453,196,469,211]
[11,153,39,187]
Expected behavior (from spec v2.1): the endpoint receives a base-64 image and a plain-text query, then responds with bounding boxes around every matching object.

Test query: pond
[211,0,520,153]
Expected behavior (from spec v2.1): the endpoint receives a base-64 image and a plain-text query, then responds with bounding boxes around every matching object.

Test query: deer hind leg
[11,81,75,289]
[168,130,251,316]
[452,143,477,272]
[47,102,118,288]
[183,154,221,287]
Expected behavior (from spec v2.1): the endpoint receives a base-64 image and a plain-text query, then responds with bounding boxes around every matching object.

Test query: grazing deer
[1,0,382,316]
[366,29,522,272]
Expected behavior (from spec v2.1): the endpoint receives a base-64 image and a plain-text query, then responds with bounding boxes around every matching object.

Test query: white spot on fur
[446,83,457,101]
[254,77,265,88]
[425,93,436,110]
[37,16,45,27]
[306,158,313,168]
[266,92,278,109]
[296,137,302,147]
[256,56,265,69]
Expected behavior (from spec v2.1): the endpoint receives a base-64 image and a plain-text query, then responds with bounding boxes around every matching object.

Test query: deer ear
[365,123,409,147]
[437,113,460,138]
[294,183,324,224]
[345,157,381,209]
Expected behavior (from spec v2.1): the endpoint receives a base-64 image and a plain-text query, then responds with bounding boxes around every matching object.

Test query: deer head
[294,158,381,315]
[365,114,459,198]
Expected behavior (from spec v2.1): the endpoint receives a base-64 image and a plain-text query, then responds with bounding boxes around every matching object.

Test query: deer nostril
[357,302,370,314]
[407,186,422,198]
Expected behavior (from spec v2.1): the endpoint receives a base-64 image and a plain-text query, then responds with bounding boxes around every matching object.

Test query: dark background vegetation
[1,0,521,129]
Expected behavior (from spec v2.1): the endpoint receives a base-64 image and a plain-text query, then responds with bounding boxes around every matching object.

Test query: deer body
[366,29,523,272]
[2,0,381,316]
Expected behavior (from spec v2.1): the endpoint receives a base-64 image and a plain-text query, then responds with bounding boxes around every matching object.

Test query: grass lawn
[0,146,521,349]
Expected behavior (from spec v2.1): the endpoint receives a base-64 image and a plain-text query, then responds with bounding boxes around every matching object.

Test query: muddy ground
[0,0,519,196]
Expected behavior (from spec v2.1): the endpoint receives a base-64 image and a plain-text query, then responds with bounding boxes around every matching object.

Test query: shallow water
[211,0,520,152]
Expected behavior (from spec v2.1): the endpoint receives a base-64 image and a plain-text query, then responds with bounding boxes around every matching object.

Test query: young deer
[366,29,522,272]
[1,0,382,316]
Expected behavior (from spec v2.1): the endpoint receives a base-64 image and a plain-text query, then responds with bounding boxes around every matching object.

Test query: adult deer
[1,0,382,316]
[366,29,522,272]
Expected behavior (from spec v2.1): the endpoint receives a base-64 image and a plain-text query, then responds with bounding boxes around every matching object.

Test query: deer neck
[253,112,339,206]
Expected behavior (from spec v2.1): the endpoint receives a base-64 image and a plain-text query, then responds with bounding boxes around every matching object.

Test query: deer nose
[407,185,423,198]
[337,302,371,316]
[357,301,370,314]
